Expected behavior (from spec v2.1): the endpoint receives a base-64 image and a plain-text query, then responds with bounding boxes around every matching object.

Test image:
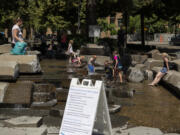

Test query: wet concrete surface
[1,59,180,133]
[114,82,180,133]
[38,59,180,133]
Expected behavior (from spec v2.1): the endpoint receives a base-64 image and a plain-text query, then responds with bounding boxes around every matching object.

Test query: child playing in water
[67,40,75,63]
[72,56,85,65]
[104,60,113,81]
[88,55,96,73]
[113,51,123,83]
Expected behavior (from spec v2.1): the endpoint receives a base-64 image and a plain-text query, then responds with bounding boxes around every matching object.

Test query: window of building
[118,19,123,27]
[110,17,115,24]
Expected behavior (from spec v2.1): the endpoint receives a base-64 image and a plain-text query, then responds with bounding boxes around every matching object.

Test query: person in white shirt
[67,40,76,63]
[11,17,23,48]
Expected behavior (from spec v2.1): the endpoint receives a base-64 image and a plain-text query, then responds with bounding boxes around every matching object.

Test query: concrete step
[4,116,42,127]
[3,81,33,106]
[0,82,9,103]
[31,99,57,110]
[0,127,47,135]
[0,61,19,81]
[33,92,55,102]
[0,54,41,73]
[0,44,12,54]
[152,67,180,96]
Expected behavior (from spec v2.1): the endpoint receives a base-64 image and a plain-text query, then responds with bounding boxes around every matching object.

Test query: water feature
[1,58,180,133]
[39,59,180,133]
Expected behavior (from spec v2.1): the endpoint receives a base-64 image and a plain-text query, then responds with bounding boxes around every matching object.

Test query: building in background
[101,12,123,38]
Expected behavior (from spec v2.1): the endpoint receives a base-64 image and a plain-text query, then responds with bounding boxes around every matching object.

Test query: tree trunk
[124,11,128,50]
[141,12,145,46]
[86,0,97,40]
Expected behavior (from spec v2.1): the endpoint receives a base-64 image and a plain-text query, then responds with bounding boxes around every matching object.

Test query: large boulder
[0,55,41,73]
[148,49,171,60]
[131,55,148,64]
[84,55,111,66]
[0,61,19,80]
[80,44,110,56]
[152,53,171,61]
[135,64,146,71]
[127,67,145,83]
[144,58,163,70]
[0,44,12,54]
[147,49,160,57]
[152,67,180,96]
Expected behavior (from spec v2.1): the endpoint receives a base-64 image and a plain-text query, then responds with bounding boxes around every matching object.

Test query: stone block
[47,127,59,135]
[147,49,160,57]
[135,64,146,71]
[109,105,121,114]
[0,55,41,73]
[131,55,148,64]
[3,81,33,105]
[27,51,41,55]
[0,61,19,80]
[55,88,69,102]
[4,116,43,127]
[94,66,105,73]
[152,52,171,61]
[0,82,9,103]
[127,67,145,83]
[119,126,163,135]
[152,67,180,96]
[84,55,111,66]
[33,92,54,102]
[0,127,47,135]
[164,133,180,135]
[172,59,180,72]
[0,44,12,54]
[34,84,56,93]
[31,99,57,109]
[80,44,110,56]
[144,58,163,70]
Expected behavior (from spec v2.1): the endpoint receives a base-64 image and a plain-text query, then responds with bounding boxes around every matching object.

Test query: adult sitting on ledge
[149,53,169,86]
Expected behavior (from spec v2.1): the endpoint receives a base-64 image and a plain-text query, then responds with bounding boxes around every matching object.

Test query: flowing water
[1,58,180,133]
[39,59,180,133]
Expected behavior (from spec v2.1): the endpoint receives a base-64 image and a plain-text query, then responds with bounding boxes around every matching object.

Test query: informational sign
[89,25,100,38]
[59,78,112,135]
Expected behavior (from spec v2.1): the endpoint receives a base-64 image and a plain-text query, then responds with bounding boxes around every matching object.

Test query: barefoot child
[104,60,113,81]
[113,51,123,83]
[88,55,96,73]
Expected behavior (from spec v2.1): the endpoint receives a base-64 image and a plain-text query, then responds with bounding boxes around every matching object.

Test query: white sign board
[59,78,112,135]
[89,25,100,38]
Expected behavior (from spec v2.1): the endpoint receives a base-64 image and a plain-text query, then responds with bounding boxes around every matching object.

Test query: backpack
[11,42,27,55]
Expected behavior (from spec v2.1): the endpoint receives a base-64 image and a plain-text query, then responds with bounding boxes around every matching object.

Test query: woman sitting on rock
[149,53,169,86]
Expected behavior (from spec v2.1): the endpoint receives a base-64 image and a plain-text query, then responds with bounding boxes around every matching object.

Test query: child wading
[113,51,123,83]
[104,60,113,81]
[88,55,96,73]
